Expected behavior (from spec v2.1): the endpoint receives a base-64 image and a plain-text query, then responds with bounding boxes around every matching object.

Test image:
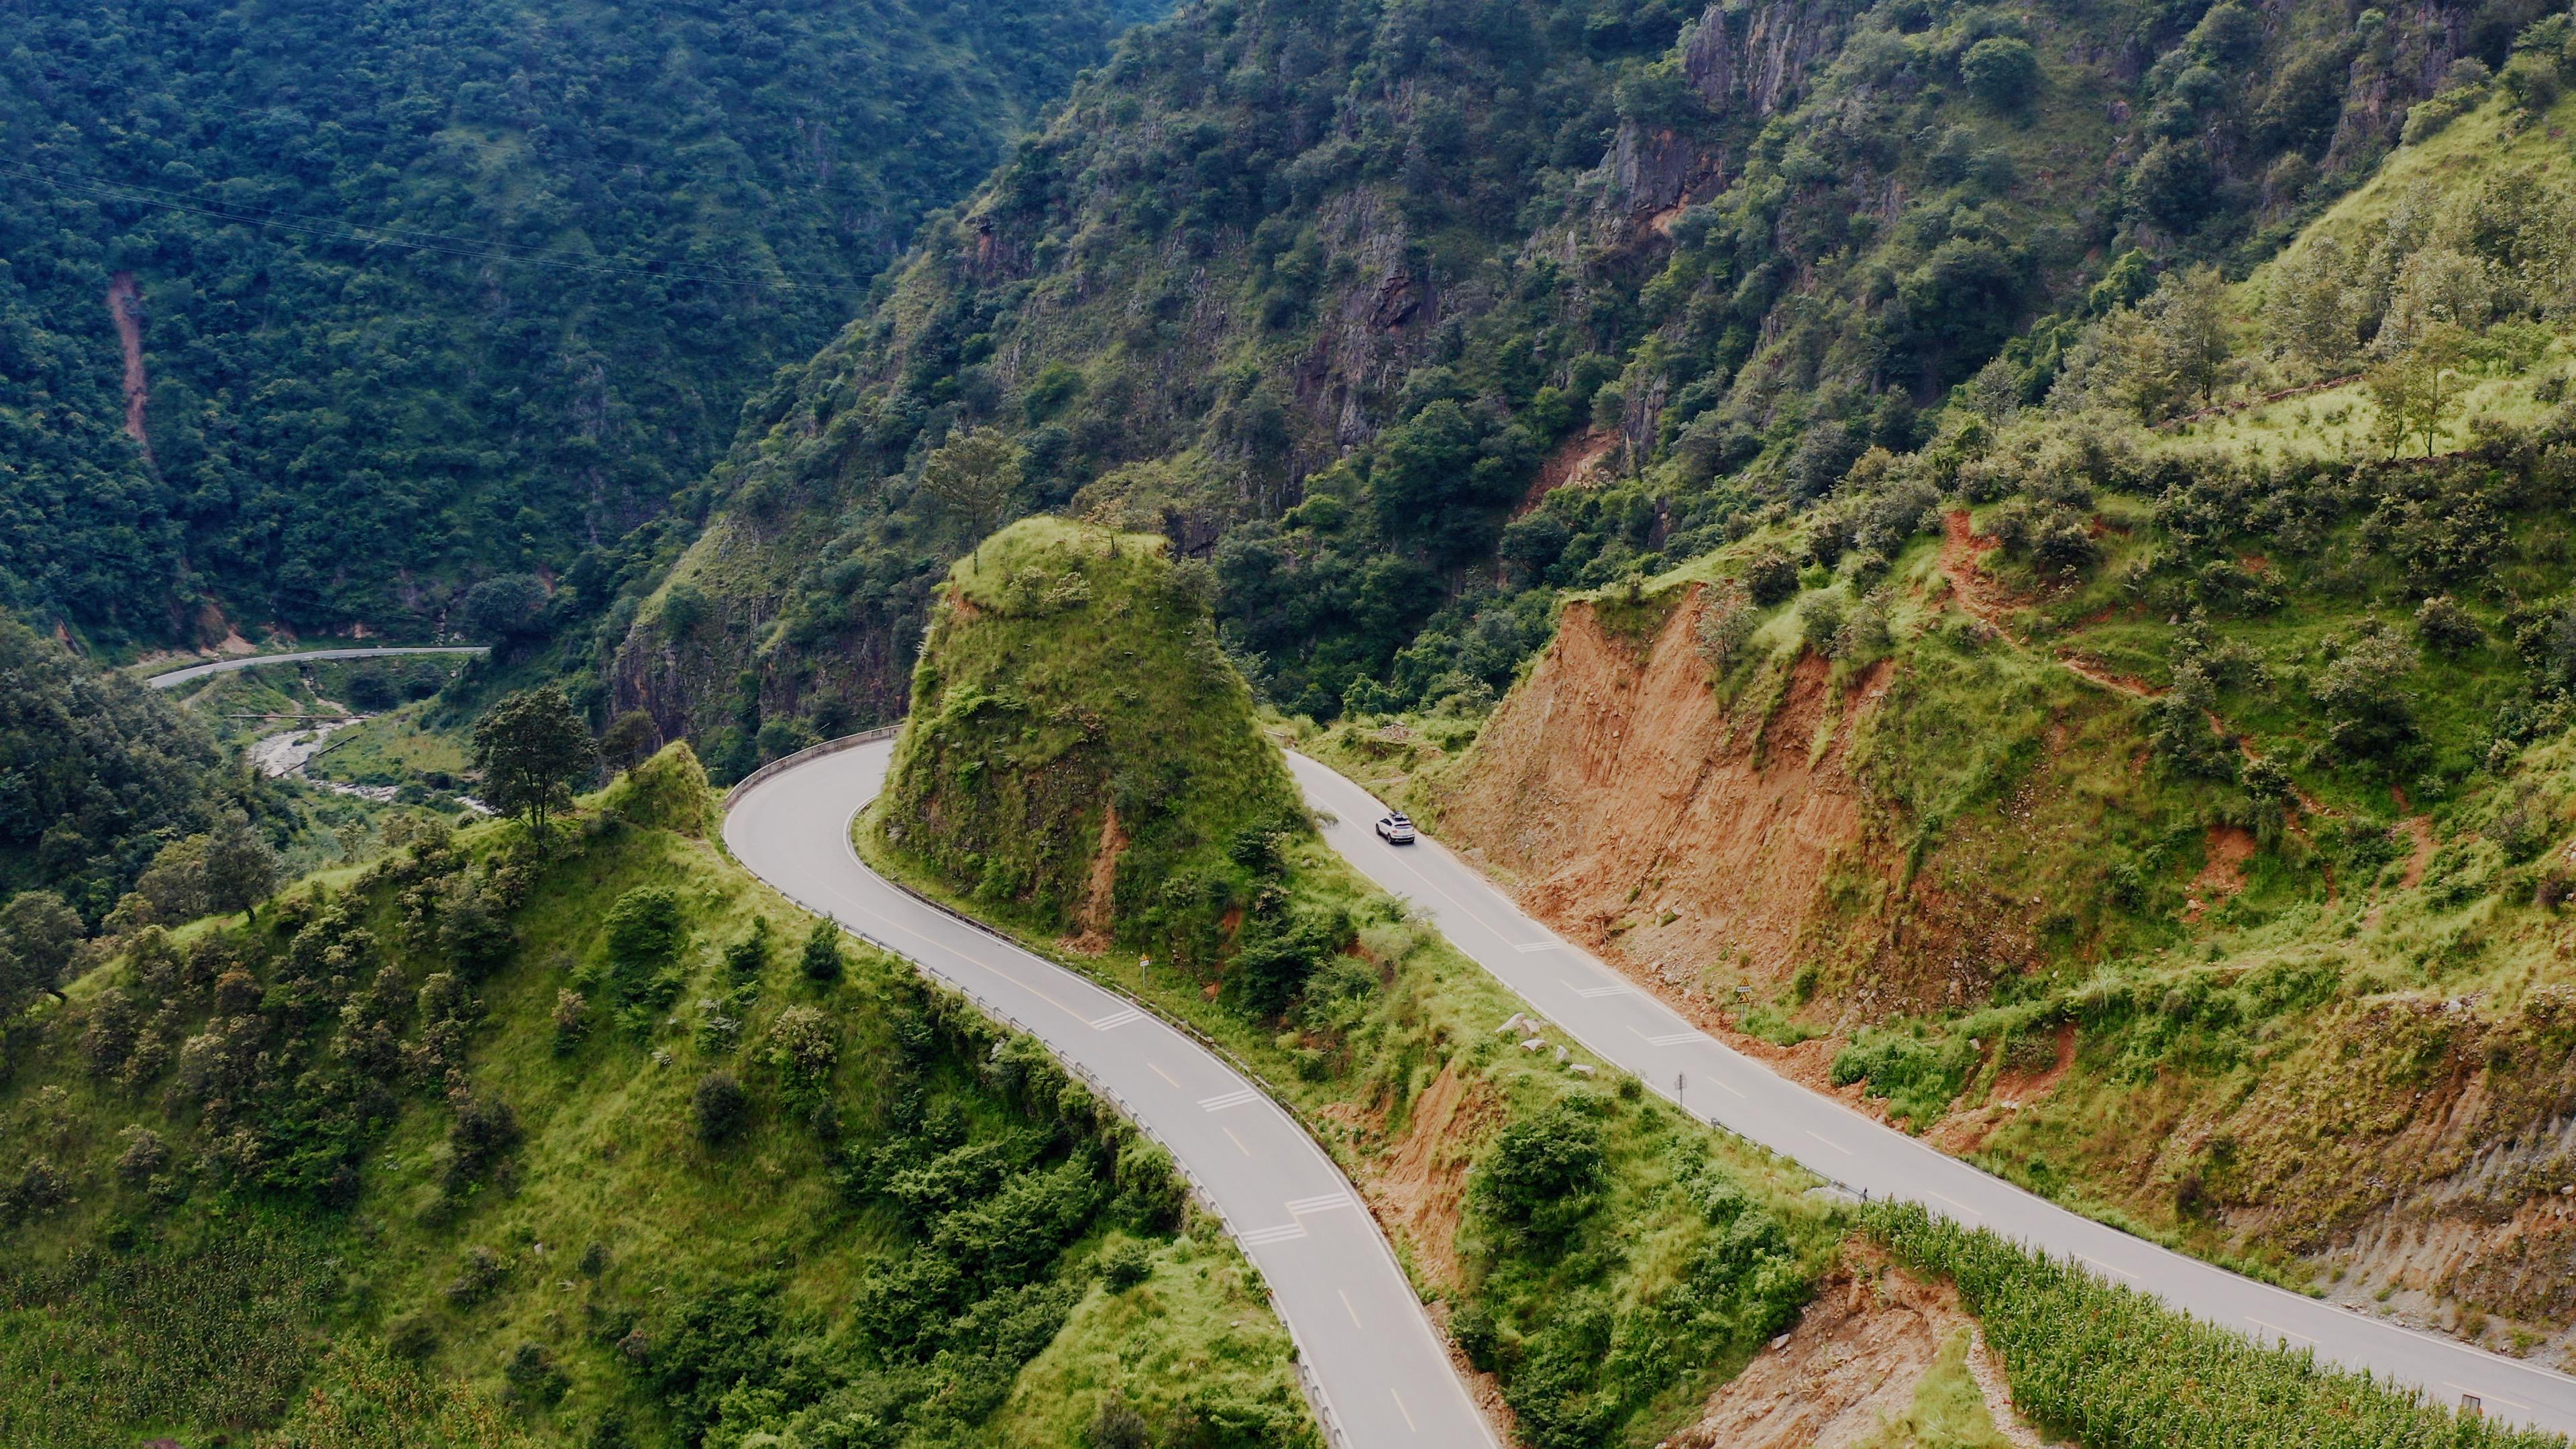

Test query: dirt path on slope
[1941,511,2160,700]
[107,271,156,469]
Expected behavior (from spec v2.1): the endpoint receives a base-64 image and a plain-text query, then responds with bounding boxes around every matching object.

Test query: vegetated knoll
[0,743,1309,1448]
[862,519,1851,1445]
[875,516,1302,957]
[614,0,2514,769]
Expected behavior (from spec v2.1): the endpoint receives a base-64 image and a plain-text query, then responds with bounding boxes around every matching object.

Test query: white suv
[1374,813,1416,845]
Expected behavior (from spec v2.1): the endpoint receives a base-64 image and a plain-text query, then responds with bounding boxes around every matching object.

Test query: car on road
[1374,813,1416,845]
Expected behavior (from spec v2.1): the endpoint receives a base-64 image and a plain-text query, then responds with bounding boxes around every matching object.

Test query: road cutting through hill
[1288,749,2576,1440]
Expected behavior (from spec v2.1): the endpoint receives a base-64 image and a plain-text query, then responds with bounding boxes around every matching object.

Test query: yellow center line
[1339,1288,1363,1329]
[1222,1126,1254,1157]
[1149,1062,1183,1088]
[1391,1387,1417,1432]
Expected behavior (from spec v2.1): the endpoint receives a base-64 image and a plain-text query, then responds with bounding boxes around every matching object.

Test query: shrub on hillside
[1101,1240,1153,1291]
[1473,1101,1607,1240]
[694,1071,749,1144]
[800,920,845,984]
[2415,594,2484,655]
[602,885,690,1020]
[1693,579,1758,674]
[725,918,772,981]
[1797,592,1847,654]
[2150,663,2239,780]
[551,989,590,1053]
[1743,546,1801,606]
[441,1090,522,1199]
[2312,629,2418,756]
[1960,36,2041,109]
[444,1245,504,1305]
[1228,905,1350,1020]
[766,1006,839,1101]
[113,1125,170,1191]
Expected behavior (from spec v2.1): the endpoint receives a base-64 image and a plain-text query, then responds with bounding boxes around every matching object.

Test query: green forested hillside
[0,618,233,912]
[605,0,2565,769]
[0,747,1309,1448]
[0,0,1152,646]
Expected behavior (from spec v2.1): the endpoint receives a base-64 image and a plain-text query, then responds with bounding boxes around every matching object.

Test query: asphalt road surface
[1286,750,2576,1438]
[725,737,1497,1449]
[144,645,488,688]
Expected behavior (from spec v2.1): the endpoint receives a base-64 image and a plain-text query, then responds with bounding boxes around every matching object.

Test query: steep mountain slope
[0,616,231,912]
[1313,69,2576,1358]
[608,0,2542,772]
[0,745,1311,1447]
[0,0,1155,646]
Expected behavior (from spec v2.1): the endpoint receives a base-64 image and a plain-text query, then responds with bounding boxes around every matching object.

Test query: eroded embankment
[1438,592,1880,990]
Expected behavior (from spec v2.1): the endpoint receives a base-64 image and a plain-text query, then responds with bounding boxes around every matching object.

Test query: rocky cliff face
[1684,0,1853,119]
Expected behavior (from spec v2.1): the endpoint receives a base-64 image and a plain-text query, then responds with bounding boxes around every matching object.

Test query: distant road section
[1287,750,2576,1439]
[727,736,1499,1449]
[143,645,487,689]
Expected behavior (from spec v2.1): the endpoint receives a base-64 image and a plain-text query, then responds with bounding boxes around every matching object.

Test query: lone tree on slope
[473,686,598,845]
[919,426,1023,557]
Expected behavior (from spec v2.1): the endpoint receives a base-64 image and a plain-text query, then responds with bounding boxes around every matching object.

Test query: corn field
[0,1230,330,1442]
[1866,1201,2568,1449]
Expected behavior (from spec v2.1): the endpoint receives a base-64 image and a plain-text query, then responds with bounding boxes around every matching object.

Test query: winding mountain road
[142,645,487,689]
[1284,751,2576,1439]
[724,737,1497,1449]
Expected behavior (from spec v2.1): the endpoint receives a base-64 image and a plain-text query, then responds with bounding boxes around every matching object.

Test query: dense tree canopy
[0,619,225,915]
[0,0,1155,645]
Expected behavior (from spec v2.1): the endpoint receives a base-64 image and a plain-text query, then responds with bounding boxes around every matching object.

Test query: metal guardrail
[724,725,1373,1447]
[718,724,903,811]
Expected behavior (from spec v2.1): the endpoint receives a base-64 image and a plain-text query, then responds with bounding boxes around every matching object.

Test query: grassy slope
[0,747,1305,1448]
